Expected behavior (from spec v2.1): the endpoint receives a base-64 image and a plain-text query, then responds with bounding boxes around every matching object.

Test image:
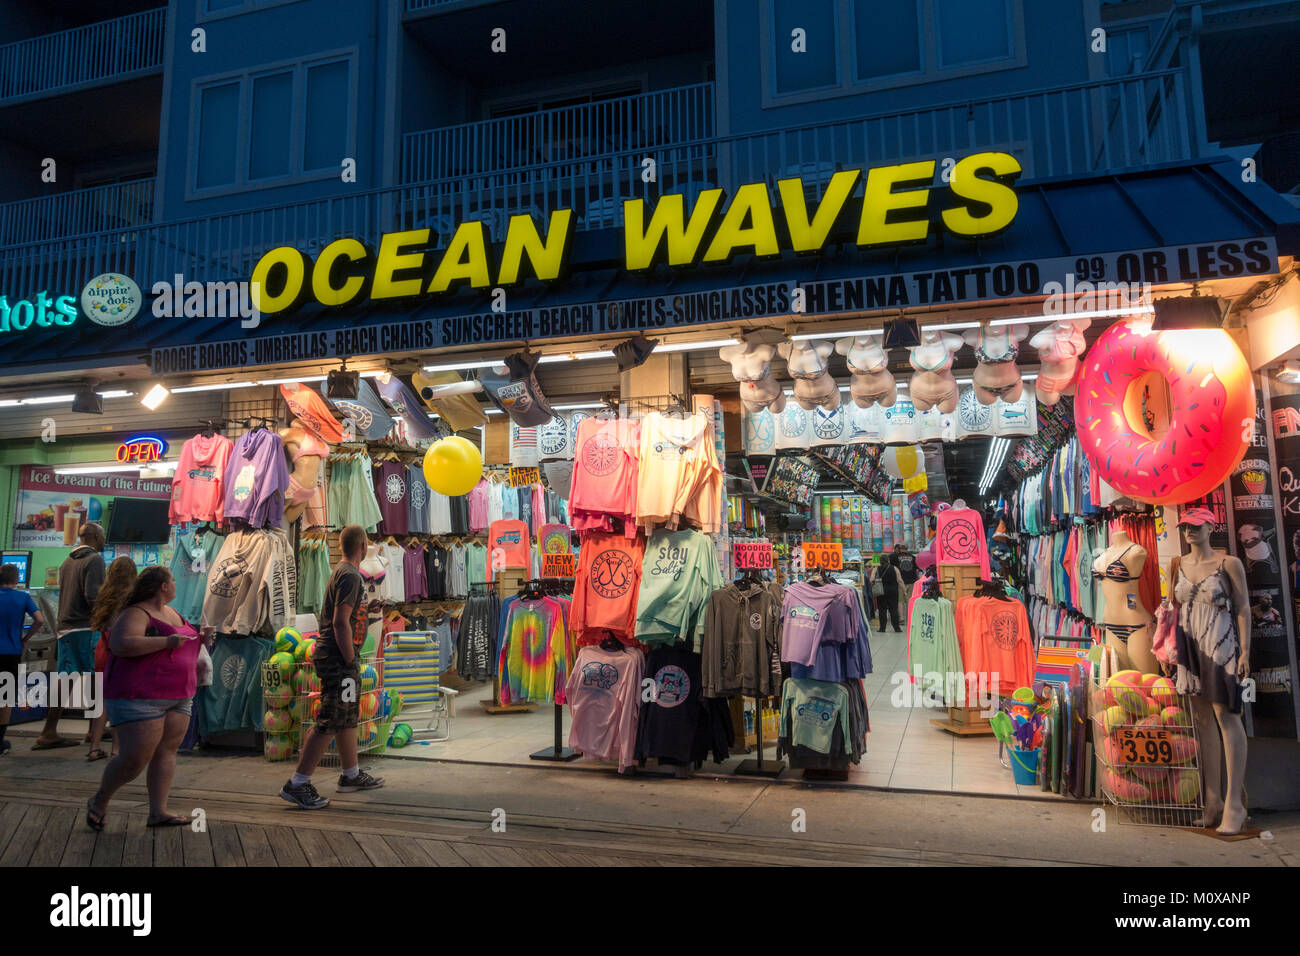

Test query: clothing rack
[521,576,579,763]
[734,569,784,779]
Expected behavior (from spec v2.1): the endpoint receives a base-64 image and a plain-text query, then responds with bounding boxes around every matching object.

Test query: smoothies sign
[13,465,171,548]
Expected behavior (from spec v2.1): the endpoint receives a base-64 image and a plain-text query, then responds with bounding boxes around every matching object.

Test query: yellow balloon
[423,436,483,496]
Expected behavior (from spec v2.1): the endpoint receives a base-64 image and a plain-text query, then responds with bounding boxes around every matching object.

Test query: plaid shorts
[314,649,360,734]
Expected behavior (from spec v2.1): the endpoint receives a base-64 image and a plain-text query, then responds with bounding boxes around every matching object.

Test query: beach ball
[268,651,296,681]
[360,691,379,721]
[292,667,320,696]
[359,664,377,692]
[264,709,294,734]
[264,682,292,709]
[423,436,482,497]
[882,445,922,480]
[294,638,316,663]
[88,499,103,521]
[264,734,295,762]
[275,627,302,655]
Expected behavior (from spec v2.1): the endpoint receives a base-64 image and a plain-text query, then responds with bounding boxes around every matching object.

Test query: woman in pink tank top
[86,567,209,831]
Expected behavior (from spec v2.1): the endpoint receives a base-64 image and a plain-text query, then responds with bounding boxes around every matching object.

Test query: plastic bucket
[1009,747,1039,786]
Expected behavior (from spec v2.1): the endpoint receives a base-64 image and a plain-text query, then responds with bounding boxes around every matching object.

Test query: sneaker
[336,769,385,793]
[279,779,329,810]
[0,740,10,755]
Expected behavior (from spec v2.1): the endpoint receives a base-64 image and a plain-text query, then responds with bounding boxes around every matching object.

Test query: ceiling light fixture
[141,384,170,410]
[169,382,257,392]
[978,437,1011,496]
[655,338,739,353]
[989,304,1156,328]
[256,375,328,386]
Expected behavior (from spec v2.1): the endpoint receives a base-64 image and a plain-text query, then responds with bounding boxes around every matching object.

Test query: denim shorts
[105,697,194,726]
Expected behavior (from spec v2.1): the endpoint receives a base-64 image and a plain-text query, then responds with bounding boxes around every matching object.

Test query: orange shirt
[571,530,645,639]
[488,519,531,579]
[636,412,721,534]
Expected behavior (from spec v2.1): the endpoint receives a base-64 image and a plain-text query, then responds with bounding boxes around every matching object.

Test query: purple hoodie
[223,428,290,528]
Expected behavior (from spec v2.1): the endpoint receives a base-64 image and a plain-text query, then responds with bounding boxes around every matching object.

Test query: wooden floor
[0,776,1061,867]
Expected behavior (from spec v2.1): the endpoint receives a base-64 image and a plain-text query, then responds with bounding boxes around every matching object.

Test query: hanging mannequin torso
[279,418,328,525]
[963,325,1028,405]
[1169,520,1251,834]
[908,332,962,412]
[1092,531,1156,673]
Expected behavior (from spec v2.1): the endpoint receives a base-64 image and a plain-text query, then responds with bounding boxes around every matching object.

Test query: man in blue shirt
[0,563,43,755]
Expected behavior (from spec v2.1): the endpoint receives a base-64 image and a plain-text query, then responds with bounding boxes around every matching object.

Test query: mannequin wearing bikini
[279,418,330,525]
[907,330,963,412]
[962,323,1029,406]
[1030,318,1091,405]
[1092,526,1156,673]
[1169,514,1250,834]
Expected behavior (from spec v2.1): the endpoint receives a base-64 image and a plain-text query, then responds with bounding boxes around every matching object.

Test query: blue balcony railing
[0,178,155,246]
[0,69,1197,301]
[405,0,503,12]
[0,7,166,104]
[403,83,716,183]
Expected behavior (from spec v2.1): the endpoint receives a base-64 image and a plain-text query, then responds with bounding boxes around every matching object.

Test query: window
[189,53,354,195]
[934,0,1013,68]
[764,0,1025,106]
[854,0,922,81]
[304,61,349,171]
[196,82,240,189]
[249,72,293,180]
[772,0,839,94]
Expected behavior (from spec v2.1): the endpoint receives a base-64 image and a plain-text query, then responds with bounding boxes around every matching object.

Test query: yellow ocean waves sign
[251,151,1020,316]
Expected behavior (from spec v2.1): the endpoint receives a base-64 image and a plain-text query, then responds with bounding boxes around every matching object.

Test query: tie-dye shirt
[497,597,573,705]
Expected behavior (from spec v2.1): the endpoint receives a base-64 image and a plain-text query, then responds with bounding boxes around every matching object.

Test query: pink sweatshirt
[170,433,234,525]
[565,644,644,772]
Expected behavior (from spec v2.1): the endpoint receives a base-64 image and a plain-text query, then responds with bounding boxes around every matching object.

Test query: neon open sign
[116,435,168,463]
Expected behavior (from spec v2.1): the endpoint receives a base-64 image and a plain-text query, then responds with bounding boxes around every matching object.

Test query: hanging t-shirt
[635,645,705,766]
[566,643,644,772]
[537,413,574,461]
[403,544,429,602]
[170,433,234,526]
[635,528,724,647]
[636,412,721,534]
[374,461,409,536]
[933,507,991,579]
[773,403,812,451]
[487,519,531,577]
[425,544,448,601]
[380,542,406,604]
[880,399,920,444]
[406,464,430,535]
[571,417,639,535]
[510,421,540,468]
[780,678,854,755]
[743,408,777,455]
[572,530,644,639]
[543,460,575,500]
[907,596,965,705]
[497,596,571,705]
[479,365,554,427]
[808,405,847,447]
[323,379,394,441]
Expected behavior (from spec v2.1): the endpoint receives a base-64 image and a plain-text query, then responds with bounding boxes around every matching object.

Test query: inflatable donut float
[1076,320,1254,505]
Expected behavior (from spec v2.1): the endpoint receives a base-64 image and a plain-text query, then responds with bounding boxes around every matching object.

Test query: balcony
[0,7,167,105]
[0,179,155,246]
[403,82,716,184]
[0,69,1199,300]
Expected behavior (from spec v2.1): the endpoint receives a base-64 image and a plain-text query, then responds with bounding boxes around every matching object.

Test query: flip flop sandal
[85,800,105,833]
[147,815,190,828]
[32,738,79,750]
[87,749,108,762]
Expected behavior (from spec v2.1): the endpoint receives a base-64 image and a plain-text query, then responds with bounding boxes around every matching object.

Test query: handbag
[1151,556,1181,667]
[196,643,214,687]
[871,569,884,598]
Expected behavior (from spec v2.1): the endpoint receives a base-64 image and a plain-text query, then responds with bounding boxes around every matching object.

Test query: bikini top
[911,341,954,373]
[291,431,329,462]
[1103,545,1138,582]
[973,328,1018,364]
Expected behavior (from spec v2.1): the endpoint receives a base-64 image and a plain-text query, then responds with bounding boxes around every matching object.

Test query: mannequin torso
[908,332,962,413]
[1092,531,1156,673]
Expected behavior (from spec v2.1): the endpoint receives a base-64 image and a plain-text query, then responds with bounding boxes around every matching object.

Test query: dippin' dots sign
[81,273,143,327]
